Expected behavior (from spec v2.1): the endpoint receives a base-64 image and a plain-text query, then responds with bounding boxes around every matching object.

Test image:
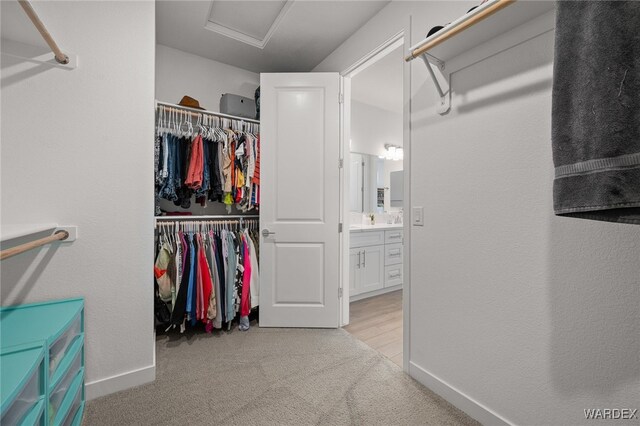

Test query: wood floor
[343,290,403,367]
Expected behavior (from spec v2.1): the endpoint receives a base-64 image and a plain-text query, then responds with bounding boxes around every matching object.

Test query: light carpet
[84,327,479,425]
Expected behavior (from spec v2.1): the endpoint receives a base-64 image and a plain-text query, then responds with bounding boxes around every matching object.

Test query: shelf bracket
[420,54,450,115]
[423,53,445,71]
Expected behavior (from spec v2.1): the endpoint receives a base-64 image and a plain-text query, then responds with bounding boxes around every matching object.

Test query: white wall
[1,1,156,399]
[156,44,259,114]
[351,100,402,157]
[317,2,640,425]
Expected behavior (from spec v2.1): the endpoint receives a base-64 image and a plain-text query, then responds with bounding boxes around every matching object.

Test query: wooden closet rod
[405,0,515,62]
[18,0,69,64]
[0,231,69,261]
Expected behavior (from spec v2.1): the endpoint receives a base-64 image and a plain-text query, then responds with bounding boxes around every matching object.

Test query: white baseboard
[350,284,402,302]
[409,361,513,426]
[85,364,156,401]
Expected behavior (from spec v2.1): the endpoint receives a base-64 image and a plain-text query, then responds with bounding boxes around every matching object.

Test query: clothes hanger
[156,107,161,136]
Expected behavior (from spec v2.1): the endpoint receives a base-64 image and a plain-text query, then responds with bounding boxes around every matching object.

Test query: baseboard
[409,361,513,426]
[350,285,402,302]
[85,364,156,401]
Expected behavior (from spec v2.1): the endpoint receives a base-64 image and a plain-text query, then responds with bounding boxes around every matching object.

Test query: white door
[359,245,384,293]
[260,73,341,328]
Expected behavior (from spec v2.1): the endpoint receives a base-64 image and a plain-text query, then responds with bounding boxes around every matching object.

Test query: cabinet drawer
[49,340,83,421]
[384,265,403,287]
[49,312,81,378]
[384,243,403,265]
[54,369,83,426]
[1,354,43,426]
[70,402,85,426]
[18,397,44,426]
[350,231,384,248]
[384,229,403,244]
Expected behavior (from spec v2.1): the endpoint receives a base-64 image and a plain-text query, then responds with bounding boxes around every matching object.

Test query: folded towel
[552,1,640,224]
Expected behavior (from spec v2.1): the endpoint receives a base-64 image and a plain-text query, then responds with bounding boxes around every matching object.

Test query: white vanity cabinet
[349,227,403,301]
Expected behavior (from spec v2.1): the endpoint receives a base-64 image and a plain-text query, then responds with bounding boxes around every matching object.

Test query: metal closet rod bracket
[418,53,451,115]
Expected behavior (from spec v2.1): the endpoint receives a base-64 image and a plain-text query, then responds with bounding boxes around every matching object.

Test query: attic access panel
[205,0,293,49]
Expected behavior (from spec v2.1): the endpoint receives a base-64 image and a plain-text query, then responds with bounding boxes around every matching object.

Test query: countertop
[349,223,403,232]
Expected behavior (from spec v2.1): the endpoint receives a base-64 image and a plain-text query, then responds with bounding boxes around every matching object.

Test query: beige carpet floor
[84,327,478,425]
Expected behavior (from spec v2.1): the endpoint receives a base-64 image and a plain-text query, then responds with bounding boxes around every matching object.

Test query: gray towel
[552,1,640,224]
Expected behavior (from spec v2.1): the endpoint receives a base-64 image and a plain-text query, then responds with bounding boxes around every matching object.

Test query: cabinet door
[359,245,384,293]
[349,248,361,296]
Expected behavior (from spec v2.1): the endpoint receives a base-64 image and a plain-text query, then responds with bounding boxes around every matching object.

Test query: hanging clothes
[155,219,259,333]
[155,107,260,214]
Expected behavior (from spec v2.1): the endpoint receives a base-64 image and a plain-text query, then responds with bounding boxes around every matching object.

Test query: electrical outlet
[412,206,424,226]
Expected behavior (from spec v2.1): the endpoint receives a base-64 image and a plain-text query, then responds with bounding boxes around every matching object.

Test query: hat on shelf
[178,95,205,110]
[427,25,445,37]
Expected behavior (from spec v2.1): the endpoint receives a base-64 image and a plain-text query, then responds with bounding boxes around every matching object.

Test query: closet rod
[18,0,69,64]
[156,101,260,124]
[155,215,259,221]
[0,231,68,261]
[404,0,515,61]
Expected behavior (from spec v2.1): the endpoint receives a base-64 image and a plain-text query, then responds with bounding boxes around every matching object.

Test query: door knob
[262,229,276,237]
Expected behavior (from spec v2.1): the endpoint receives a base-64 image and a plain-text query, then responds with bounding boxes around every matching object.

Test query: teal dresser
[1,298,84,426]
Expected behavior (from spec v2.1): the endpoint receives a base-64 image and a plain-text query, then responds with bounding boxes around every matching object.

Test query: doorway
[341,34,406,368]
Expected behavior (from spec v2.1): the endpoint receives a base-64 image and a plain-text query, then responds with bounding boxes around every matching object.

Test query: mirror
[350,152,403,214]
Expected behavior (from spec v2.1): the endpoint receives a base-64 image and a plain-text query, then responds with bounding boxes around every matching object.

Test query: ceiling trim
[204,0,294,49]
[342,30,404,77]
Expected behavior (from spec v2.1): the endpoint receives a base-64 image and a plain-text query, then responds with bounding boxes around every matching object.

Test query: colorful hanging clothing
[154,117,260,213]
[155,220,259,333]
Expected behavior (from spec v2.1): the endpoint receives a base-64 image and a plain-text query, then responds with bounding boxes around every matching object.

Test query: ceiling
[351,45,403,113]
[156,1,390,73]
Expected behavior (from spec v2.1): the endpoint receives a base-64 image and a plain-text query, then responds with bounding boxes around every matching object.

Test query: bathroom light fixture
[383,144,403,161]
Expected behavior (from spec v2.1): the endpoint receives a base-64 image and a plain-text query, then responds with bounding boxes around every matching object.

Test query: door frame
[339,29,411,372]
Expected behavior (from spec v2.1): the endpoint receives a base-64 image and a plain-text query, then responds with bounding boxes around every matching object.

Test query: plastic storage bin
[1,299,84,426]
[0,344,45,426]
[48,312,81,376]
[58,372,83,426]
[71,402,85,426]
[19,398,45,426]
[220,93,256,119]
[49,343,83,421]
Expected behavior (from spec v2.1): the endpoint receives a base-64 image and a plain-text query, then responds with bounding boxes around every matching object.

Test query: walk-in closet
[2,1,639,425]
[154,101,261,334]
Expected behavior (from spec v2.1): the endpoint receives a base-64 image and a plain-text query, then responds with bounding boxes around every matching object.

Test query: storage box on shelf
[1,298,85,426]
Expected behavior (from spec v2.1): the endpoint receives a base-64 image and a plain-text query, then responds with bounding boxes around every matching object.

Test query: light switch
[412,206,424,226]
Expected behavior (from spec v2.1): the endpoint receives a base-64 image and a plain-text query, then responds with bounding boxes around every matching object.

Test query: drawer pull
[389,272,401,278]
[389,234,401,239]
[389,250,401,256]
